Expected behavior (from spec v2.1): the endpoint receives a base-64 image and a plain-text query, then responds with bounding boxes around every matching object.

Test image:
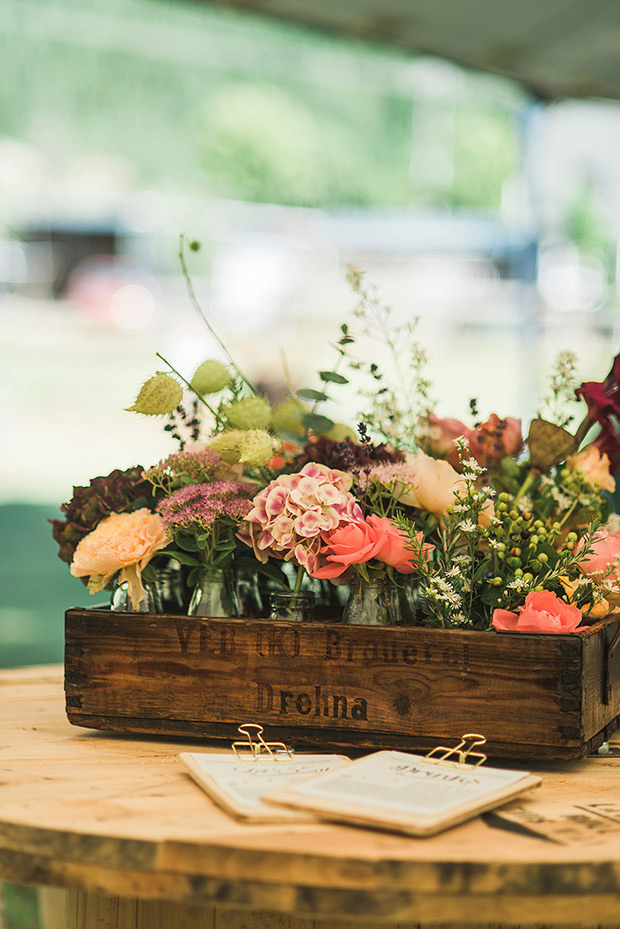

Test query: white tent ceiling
[208,0,620,100]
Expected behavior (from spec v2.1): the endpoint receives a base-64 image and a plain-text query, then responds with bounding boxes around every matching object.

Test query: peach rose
[492,590,584,634]
[567,445,615,493]
[560,576,610,620]
[405,451,465,518]
[71,508,170,608]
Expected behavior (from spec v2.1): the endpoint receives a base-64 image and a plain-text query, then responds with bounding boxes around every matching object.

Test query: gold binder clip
[425,733,487,768]
[232,724,293,761]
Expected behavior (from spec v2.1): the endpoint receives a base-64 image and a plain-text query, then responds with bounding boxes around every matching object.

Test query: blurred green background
[2,1,620,926]
[0,504,93,669]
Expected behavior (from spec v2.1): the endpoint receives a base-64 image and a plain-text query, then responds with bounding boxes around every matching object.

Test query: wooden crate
[64,608,620,761]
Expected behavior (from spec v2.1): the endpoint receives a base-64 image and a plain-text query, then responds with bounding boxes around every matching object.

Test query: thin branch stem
[178,234,258,396]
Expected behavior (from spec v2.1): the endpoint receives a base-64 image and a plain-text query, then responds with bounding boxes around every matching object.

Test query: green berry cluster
[484,492,579,591]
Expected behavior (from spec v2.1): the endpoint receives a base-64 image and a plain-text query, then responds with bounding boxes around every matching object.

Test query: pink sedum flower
[492,590,584,634]
[240,462,362,572]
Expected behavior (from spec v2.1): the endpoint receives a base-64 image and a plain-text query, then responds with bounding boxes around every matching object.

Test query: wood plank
[59,890,620,929]
[2,667,620,926]
[64,610,620,758]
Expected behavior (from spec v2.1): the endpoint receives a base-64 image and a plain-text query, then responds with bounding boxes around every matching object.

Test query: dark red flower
[289,437,403,472]
[575,354,620,474]
[49,467,157,566]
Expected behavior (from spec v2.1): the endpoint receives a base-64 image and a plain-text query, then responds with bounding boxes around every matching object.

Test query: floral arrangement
[51,238,620,633]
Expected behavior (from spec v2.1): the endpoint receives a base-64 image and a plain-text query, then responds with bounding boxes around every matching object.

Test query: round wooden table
[2,666,620,929]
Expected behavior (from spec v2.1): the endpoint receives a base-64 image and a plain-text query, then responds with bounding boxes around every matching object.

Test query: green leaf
[176,536,200,552]
[129,497,151,511]
[236,556,290,590]
[302,413,334,434]
[141,563,157,583]
[297,388,329,402]
[471,562,491,585]
[214,540,237,552]
[187,567,202,587]
[601,497,612,522]
[167,550,202,567]
[319,371,349,385]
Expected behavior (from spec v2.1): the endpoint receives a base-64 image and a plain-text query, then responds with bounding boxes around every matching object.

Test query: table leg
[38,887,67,929]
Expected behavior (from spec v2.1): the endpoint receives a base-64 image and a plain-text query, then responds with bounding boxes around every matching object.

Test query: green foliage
[0,0,521,210]
[2,882,40,929]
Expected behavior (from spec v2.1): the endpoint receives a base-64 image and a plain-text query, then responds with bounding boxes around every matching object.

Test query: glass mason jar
[188,566,239,618]
[342,575,396,626]
[233,564,264,618]
[110,581,163,613]
[388,576,423,625]
[156,563,187,613]
[269,590,315,623]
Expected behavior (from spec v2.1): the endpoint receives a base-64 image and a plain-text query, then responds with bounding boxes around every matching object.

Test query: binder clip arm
[425,733,487,768]
[232,724,293,761]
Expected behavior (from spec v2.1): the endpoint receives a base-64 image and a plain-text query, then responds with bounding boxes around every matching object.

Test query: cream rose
[404,451,465,517]
[567,445,615,493]
[70,509,170,609]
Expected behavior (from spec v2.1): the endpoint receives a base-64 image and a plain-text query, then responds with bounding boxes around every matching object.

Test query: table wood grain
[1,665,620,928]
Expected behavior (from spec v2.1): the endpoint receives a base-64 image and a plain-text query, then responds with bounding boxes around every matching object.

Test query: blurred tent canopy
[200,0,620,101]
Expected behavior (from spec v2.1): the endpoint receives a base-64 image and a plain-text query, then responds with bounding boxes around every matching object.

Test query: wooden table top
[2,665,620,926]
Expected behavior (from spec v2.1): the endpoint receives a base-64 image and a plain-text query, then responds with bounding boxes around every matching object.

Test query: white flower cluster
[426,577,463,608]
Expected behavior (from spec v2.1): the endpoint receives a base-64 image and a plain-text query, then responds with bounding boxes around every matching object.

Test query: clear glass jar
[110,581,163,613]
[234,564,263,617]
[269,590,315,623]
[388,577,423,625]
[156,563,187,613]
[342,576,395,626]
[188,566,239,617]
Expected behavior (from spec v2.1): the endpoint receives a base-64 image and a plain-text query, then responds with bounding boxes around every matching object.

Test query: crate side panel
[581,618,620,738]
[65,610,579,749]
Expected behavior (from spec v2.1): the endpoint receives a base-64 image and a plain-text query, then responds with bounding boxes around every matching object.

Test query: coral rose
[311,519,384,579]
[471,414,522,467]
[421,414,469,462]
[70,508,169,608]
[310,514,433,579]
[369,514,433,572]
[578,530,620,592]
[420,413,522,471]
[492,590,584,634]
[566,445,615,493]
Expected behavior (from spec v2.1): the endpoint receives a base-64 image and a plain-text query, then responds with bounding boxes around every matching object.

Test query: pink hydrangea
[238,462,363,573]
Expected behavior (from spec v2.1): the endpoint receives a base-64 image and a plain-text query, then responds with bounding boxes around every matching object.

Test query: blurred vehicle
[65,255,159,329]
